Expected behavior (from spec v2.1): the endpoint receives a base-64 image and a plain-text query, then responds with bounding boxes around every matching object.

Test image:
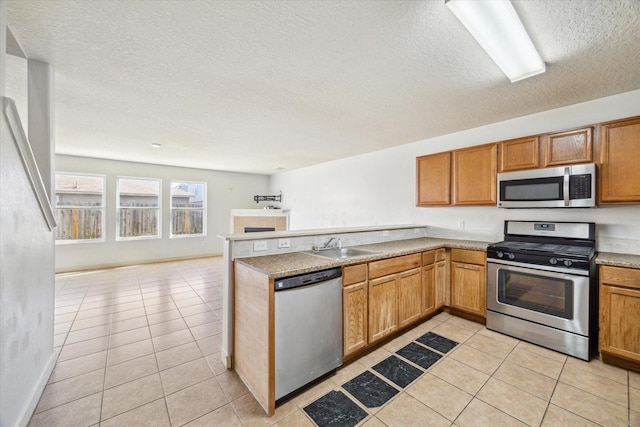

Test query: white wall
[1,5,57,425]
[270,89,640,255]
[56,155,270,272]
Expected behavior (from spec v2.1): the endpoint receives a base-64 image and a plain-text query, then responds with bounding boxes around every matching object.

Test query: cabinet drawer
[435,248,446,262]
[600,265,640,290]
[343,264,367,286]
[450,249,485,265]
[422,250,435,266]
[369,254,422,279]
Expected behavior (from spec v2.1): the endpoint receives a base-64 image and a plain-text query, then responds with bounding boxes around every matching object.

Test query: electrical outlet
[278,238,290,249]
[253,241,268,251]
[382,230,390,237]
[457,220,465,230]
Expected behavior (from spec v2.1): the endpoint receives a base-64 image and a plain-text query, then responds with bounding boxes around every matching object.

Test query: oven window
[497,270,573,319]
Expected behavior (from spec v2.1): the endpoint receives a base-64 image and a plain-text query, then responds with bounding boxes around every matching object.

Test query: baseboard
[222,349,233,369]
[600,351,640,373]
[55,253,222,274]
[17,350,56,427]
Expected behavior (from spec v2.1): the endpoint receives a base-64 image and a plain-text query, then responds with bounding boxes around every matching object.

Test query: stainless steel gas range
[486,221,598,360]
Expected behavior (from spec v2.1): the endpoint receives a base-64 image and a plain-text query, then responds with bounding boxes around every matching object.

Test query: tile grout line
[99,271,138,425]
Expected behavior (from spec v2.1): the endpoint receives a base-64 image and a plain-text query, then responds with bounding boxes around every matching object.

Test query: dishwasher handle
[275,267,342,291]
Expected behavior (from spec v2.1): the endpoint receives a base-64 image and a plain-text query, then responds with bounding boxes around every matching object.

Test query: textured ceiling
[6,0,640,175]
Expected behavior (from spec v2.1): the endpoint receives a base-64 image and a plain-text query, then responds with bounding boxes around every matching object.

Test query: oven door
[487,261,590,336]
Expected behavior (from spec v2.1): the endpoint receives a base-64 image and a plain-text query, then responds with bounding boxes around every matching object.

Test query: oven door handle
[487,258,589,276]
[563,166,570,206]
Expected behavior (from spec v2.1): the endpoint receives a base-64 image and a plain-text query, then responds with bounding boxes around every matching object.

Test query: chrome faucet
[313,237,341,251]
[323,238,338,249]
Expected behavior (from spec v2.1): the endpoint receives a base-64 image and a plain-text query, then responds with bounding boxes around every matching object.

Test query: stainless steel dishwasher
[274,267,343,402]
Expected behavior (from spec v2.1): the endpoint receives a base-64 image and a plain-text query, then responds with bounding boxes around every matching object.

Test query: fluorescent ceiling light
[446,0,545,82]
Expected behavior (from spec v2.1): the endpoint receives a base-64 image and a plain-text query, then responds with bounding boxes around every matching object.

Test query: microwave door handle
[563,167,570,206]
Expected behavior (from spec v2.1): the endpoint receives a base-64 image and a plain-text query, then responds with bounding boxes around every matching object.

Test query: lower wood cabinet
[343,264,368,358]
[423,248,447,314]
[368,253,421,344]
[397,268,423,328]
[368,274,398,344]
[434,249,448,309]
[422,263,436,315]
[343,282,368,357]
[449,249,486,318]
[344,248,485,356]
[599,265,640,366]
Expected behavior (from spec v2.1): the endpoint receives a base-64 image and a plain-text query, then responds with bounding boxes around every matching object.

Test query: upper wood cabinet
[416,143,498,207]
[453,143,498,206]
[543,127,593,167]
[498,128,593,172]
[416,152,451,206]
[598,116,640,204]
[498,136,539,172]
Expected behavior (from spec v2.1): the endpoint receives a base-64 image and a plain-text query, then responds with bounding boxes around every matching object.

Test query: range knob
[497,251,504,258]
[507,253,516,260]
[564,259,573,267]
[549,258,558,265]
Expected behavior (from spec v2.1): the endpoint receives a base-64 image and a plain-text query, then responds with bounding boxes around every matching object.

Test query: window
[117,177,161,240]
[170,181,206,237]
[55,173,105,243]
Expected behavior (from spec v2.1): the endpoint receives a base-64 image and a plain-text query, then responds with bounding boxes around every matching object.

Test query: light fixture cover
[446,0,545,82]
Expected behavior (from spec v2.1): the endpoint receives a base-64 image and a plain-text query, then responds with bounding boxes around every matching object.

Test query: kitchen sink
[304,247,380,259]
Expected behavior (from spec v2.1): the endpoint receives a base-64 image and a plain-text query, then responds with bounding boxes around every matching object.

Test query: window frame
[116,176,162,241]
[169,180,207,238]
[54,172,106,244]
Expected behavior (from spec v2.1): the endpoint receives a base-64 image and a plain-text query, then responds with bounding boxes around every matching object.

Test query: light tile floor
[31,257,640,426]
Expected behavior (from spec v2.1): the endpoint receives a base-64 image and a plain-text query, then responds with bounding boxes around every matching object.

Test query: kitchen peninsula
[222,225,493,415]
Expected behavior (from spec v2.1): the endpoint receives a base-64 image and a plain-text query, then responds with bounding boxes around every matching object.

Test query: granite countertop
[596,252,640,269]
[234,237,491,278]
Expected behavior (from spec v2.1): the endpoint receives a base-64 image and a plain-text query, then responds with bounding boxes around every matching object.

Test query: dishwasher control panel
[275,267,342,291]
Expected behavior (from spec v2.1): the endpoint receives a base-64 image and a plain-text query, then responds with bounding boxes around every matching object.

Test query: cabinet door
[600,285,640,363]
[450,262,486,317]
[599,116,640,203]
[434,260,447,309]
[543,127,593,167]
[453,143,497,205]
[416,152,451,206]
[422,264,436,315]
[368,275,398,344]
[343,282,368,357]
[498,136,539,172]
[398,268,423,328]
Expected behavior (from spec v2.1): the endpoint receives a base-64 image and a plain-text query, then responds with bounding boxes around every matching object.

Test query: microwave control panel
[569,174,592,199]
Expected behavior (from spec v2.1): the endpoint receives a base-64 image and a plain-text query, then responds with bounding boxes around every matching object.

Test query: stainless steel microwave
[498,163,596,208]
